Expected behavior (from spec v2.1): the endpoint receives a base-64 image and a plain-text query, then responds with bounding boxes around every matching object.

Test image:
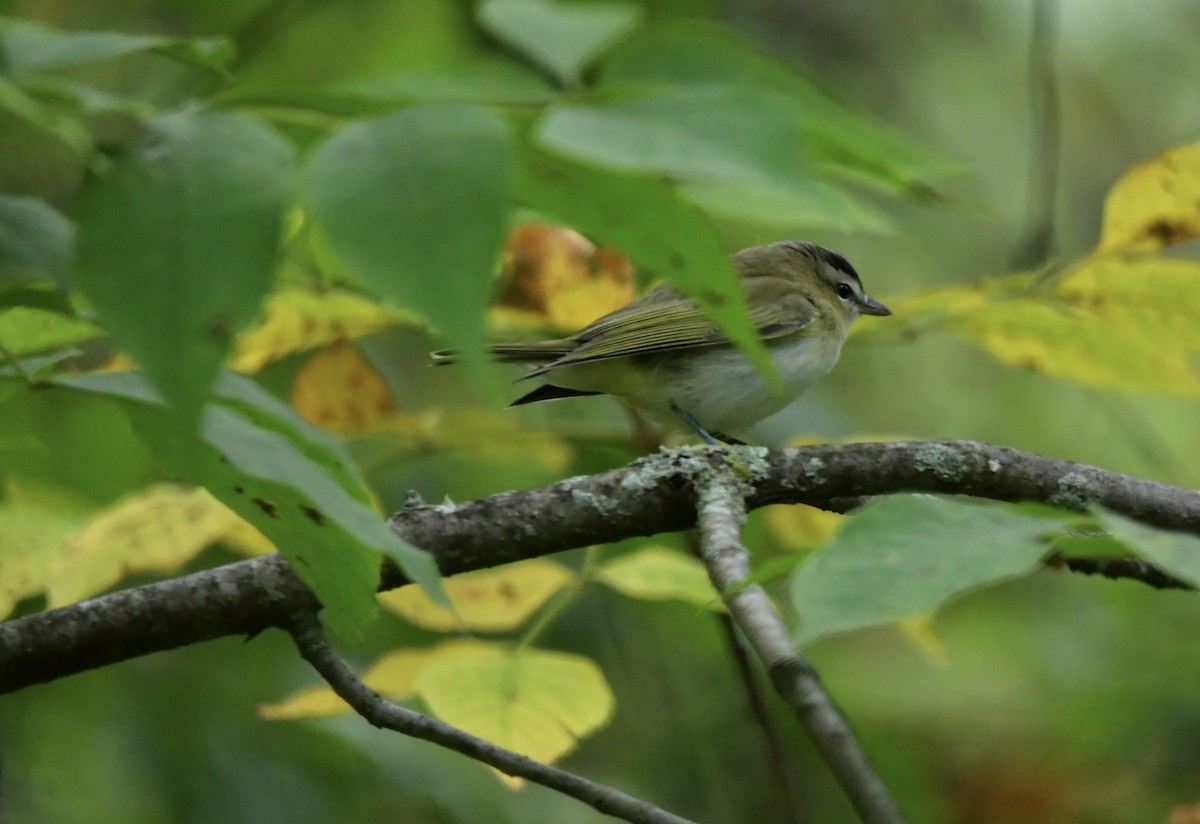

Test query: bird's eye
[836,283,854,300]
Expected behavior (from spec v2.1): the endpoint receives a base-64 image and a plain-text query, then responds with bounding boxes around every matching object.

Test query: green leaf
[1093,508,1200,587]
[0,306,99,356]
[53,371,444,638]
[791,495,1063,645]
[0,17,232,75]
[513,146,778,385]
[71,110,295,428]
[476,0,642,87]
[303,103,511,388]
[0,195,72,286]
[599,22,959,197]
[679,177,889,234]
[596,545,721,609]
[537,84,807,188]
[415,641,614,771]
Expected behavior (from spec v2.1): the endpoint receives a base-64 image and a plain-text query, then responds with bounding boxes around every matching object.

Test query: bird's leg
[670,403,720,446]
[711,431,747,446]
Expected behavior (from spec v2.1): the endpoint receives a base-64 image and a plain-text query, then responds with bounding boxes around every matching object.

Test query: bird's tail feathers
[431,339,572,367]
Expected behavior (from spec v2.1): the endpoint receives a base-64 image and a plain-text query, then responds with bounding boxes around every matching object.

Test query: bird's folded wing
[525,277,815,377]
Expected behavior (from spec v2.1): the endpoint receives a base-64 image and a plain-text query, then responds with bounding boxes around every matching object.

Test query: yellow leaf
[595,546,722,610]
[258,646,442,720]
[415,641,614,785]
[895,616,947,665]
[366,408,574,474]
[289,340,396,433]
[49,485,242,607]
[378,559,575,632]
[764,504,844,552]
[491,222,636,334]
[0,480,92,618]
[950,294,1200,400]
[1058,255,1200,354]
[1099,141,1200,252]
[231,285,412,373]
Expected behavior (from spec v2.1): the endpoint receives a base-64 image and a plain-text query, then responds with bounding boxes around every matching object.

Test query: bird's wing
[523,277,814,378]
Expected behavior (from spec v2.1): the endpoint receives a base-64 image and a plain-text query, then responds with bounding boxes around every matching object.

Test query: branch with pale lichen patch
[2,440,1198,694]
[693,460,908,824]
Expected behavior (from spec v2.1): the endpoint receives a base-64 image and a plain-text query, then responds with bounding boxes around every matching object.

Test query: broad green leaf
[596,546,721,609]
[598,22,959,197]
[0,195,72,286]
[680,177,890,234]
[0,306,100,356]
[1099,141,1200,252]
[0,17,232,75]
[513,147,779,385]
[1093,509,1200,587]
[791,494,1063,645]
[52,371,443,638]
[415,641,614,783]
[0,75,91,154]
[72,110,295,428]
[537,84,808,189]
[304,104,511,387]
[379,559,575,631]
[476,0,642,87]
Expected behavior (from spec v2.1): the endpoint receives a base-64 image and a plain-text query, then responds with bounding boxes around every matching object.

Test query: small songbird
[435,240,891,444]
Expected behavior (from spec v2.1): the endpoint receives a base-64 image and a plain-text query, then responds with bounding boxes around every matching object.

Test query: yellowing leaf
[1058,255,1200,354]
[764,504,843,552]
[230,285,412,373]
[0,479,92,618]
[950,295,1200,400]
[896,616,947,664]
[366,408,573,474]
[595,546,721,610]
[49,484,244,607]
[1099,141,1200,252]
[289,340,396,433]
[258,646,442,720]
[491,222,635,333]
[378,559,575,631]
[415,641,614,785]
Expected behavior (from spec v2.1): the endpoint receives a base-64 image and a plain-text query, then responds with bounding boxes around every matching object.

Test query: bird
[434,239,891,445]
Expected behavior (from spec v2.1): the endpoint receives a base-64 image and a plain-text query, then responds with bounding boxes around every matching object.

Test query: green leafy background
[2,1,1200,823]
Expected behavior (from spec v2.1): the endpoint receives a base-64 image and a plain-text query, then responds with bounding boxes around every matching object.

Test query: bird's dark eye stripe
[821,249,861,284]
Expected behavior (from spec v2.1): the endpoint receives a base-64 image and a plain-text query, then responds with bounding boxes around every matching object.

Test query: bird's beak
[858,296,892,317]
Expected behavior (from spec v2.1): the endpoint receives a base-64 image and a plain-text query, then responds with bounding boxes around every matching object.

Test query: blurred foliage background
[2,0,1200,822]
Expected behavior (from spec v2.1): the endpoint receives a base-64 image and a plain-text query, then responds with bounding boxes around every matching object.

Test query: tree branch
[693,461,907,824]
[2,440,1198,693]
[286,610,696,824]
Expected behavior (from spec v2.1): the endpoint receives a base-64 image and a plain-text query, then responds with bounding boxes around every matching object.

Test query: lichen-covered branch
[287,611,697,824]
[2,440,1197,693]
[694,462,908,824]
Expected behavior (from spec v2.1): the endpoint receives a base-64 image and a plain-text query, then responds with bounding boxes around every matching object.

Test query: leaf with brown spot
[289,340,396,433]
[1099,141,1200,252]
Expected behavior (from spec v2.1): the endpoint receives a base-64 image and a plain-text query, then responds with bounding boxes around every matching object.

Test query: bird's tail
[431,339,573,366]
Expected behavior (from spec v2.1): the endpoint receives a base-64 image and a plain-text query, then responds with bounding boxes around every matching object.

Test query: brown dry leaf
[290,340,396,433]
[1099,141,1200,252]
[492,222,635,333]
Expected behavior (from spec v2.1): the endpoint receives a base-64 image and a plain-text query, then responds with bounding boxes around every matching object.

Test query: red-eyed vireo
[435,240,891,444]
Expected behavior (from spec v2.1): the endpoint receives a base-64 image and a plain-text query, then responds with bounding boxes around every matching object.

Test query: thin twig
[1013,0,1061,270]
[285,610,697,824]
[693,463,907,824]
